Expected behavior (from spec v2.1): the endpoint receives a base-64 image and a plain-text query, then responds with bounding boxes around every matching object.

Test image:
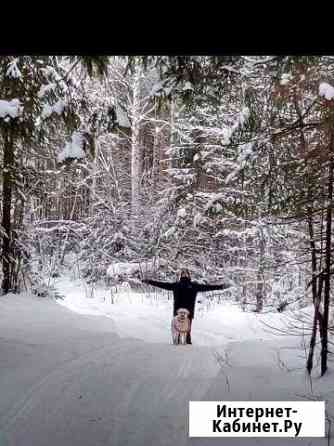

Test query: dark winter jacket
[143,277,227,319]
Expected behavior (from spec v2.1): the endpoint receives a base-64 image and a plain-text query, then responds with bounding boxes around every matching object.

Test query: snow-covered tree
[0,56,109,293]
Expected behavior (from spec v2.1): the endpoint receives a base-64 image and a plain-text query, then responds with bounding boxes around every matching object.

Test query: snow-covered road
[0,283,329,445]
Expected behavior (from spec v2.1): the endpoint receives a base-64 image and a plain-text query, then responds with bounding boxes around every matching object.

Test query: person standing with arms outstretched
[142,268,228,344]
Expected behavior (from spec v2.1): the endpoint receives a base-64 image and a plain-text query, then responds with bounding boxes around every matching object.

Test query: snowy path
[0,282,330,445]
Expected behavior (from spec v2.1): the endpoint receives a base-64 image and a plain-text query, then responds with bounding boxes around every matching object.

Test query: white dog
[171,308,191,345]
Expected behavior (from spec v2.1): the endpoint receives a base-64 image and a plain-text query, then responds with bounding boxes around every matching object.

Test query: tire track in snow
[1,342,130,434]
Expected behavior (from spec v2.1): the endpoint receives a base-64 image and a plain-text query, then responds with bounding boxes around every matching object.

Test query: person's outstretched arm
[142,279,175,291]
[194,282,229,292]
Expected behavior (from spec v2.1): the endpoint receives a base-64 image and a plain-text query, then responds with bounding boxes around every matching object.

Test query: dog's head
[176,308,190,320]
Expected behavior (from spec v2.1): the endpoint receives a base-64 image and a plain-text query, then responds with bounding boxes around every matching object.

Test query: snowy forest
[1,55,334,379]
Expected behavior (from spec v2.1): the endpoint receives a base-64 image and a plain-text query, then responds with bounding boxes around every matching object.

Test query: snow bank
[107,262,141,277]
[57,132,85,162]
[0,99,23,119]
[319,82,334,100]
[107,258,166,278]
[55,274,300,347]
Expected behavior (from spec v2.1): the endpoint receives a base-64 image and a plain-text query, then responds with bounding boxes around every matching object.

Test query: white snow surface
[57,277,271,346]
[319,82,334,100]
[0,98,23,119]
[0,274,331,446]
[54,275,312,347]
